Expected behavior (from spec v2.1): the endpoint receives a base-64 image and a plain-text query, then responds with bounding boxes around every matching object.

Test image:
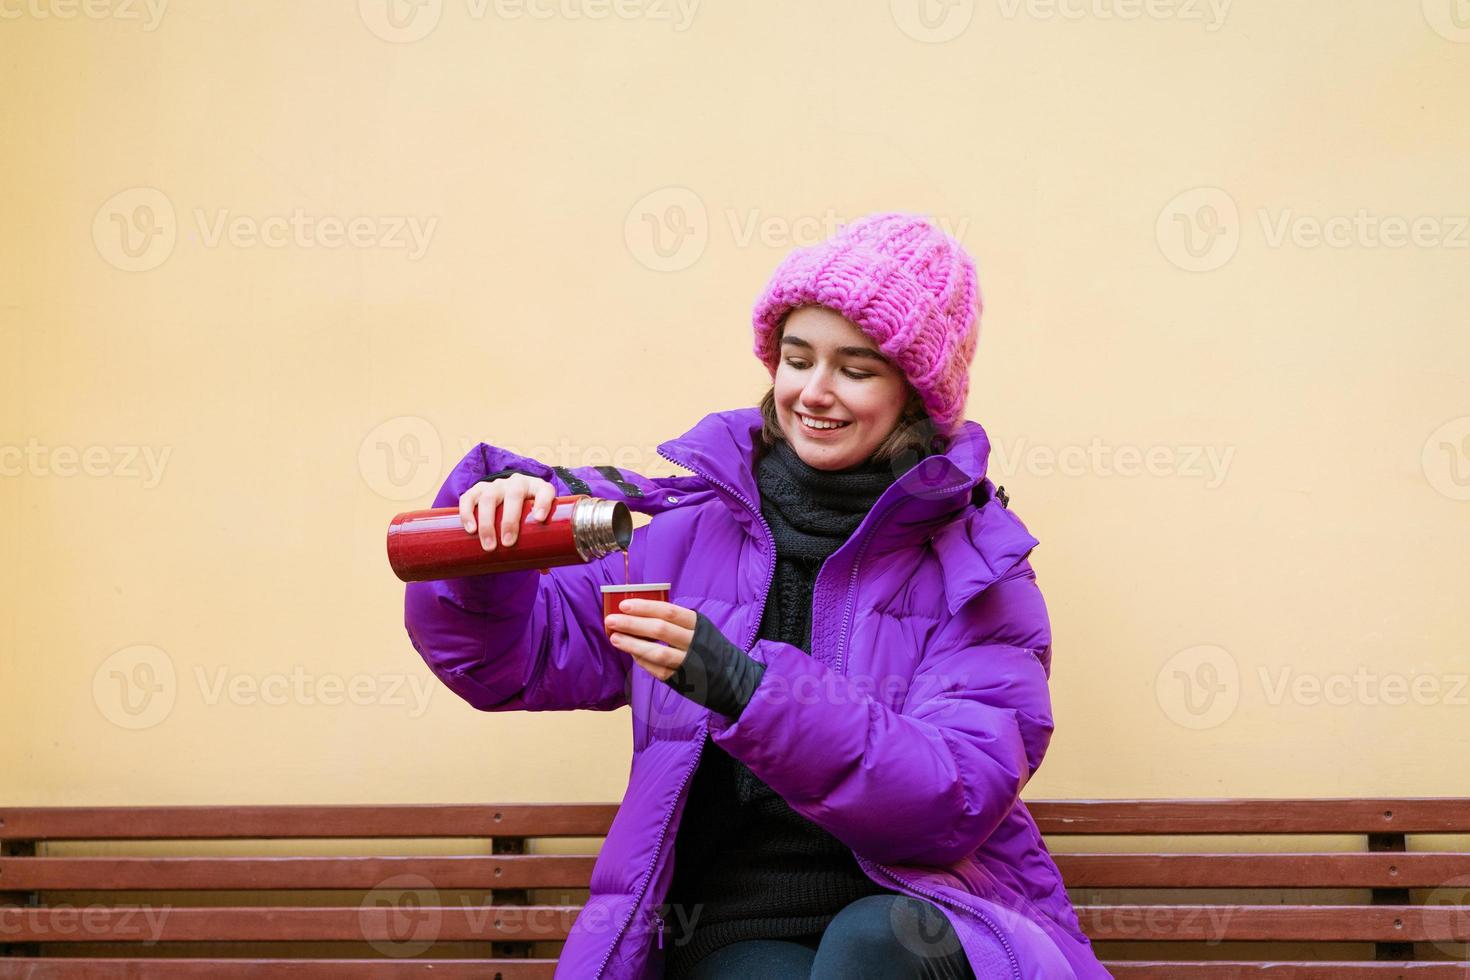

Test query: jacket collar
[657,407,1039,614]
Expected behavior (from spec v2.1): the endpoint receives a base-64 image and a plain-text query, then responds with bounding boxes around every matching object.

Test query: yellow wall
[3,0,1467,809]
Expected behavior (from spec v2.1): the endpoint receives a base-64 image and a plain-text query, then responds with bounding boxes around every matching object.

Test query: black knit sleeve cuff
[664,612,767,720]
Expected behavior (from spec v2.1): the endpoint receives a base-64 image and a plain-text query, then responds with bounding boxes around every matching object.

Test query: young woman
[404,213,1111,979]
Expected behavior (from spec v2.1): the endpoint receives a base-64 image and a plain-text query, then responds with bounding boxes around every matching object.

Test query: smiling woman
[406,212,1110,980]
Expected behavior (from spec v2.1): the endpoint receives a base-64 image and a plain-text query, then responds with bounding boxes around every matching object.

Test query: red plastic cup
[601,583,671,637]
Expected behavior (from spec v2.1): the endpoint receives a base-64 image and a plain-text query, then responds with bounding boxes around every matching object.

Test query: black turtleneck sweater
[658,437,914,979]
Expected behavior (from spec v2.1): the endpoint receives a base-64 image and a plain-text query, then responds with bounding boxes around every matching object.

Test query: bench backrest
[2,799,1468,978]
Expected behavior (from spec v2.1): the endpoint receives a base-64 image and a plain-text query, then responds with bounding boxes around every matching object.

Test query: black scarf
[752,437,910,651]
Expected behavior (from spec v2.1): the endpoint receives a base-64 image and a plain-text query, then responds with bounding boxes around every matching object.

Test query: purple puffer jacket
[404,406,1112,980]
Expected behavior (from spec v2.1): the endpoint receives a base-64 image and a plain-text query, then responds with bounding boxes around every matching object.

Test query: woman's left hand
[604,599,695,680]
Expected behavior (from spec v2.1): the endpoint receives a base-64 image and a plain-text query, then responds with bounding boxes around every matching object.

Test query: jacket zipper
[829,474,1023,979]
[589,445,778,980]
[855,853,1021,980]
[833,476,975,675]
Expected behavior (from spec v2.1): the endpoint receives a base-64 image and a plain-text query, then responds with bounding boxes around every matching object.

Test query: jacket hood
[656,406,1040,614]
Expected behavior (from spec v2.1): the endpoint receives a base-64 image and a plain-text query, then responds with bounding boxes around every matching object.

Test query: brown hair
[756,312,947,465]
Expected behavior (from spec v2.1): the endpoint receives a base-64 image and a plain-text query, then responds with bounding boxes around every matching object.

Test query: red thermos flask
[387,494,632,582]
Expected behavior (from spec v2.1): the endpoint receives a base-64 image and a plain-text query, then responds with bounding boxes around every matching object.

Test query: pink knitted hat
[751,211,981,435]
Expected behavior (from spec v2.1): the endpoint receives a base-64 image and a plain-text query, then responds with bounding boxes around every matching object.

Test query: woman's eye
[783,358,871,380]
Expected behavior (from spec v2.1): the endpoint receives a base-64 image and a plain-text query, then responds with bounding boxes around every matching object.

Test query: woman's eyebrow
[781,335,887,363]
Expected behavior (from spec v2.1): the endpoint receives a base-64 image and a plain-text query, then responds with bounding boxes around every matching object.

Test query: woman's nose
[803,368,836,403]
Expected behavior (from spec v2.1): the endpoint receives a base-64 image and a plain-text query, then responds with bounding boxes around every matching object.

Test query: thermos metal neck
[571,497,633,560]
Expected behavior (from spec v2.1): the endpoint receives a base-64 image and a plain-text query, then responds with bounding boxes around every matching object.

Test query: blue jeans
[682,894,979,979]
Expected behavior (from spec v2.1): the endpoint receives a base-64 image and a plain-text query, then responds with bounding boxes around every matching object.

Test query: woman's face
[773,305,910,471]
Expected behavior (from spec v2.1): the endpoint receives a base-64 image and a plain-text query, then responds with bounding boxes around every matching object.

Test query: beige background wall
[2,0,1467,809]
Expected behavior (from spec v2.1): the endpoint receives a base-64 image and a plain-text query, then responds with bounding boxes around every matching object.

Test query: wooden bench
[2,799,1467,977]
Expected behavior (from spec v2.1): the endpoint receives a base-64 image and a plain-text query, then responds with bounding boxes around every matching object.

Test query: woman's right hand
[460,473,557,551]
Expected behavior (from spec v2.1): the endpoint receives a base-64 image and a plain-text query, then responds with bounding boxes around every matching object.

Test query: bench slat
[7,799,1467,840]
[0,855,596,891]
[10,851,1463,892]
[0,906,579,943]
[6,902,1467,944]
[0,806,616,842]
[1030,799,1470,835]
[1079,904,1470,942]
[1055,851,1470,888]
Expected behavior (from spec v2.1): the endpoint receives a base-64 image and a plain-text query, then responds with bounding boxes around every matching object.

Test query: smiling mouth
[797,413,851,431]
